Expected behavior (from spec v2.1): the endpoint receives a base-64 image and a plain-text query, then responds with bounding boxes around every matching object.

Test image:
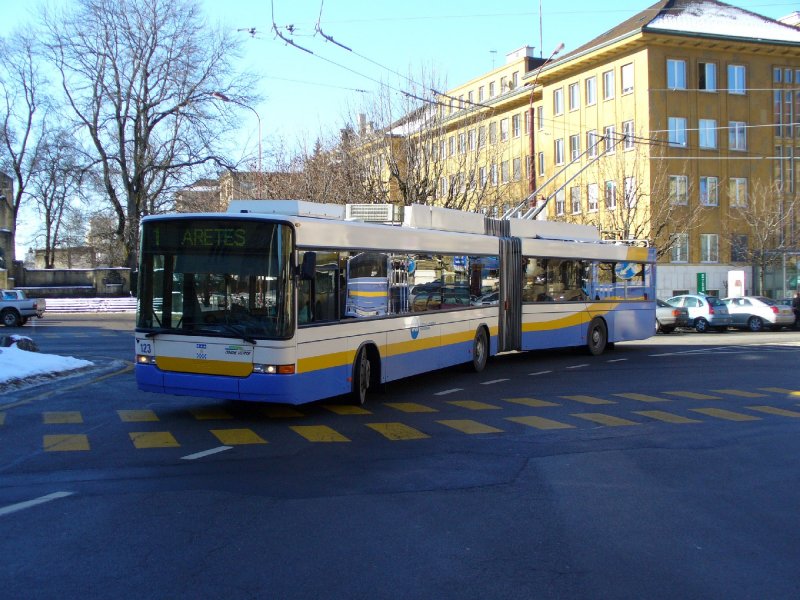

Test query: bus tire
[352,348,371,406]
[586,318,607,356]
[471,327,488,373]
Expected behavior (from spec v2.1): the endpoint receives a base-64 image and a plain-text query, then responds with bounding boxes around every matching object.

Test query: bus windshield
[137,218,294,340]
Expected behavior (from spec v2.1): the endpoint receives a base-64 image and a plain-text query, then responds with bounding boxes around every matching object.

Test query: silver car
[656,299,690,333]
[666,294,732,333]
[722,296,795,331]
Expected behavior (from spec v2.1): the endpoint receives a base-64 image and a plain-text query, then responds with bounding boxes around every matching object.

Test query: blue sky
[1,0,796,253]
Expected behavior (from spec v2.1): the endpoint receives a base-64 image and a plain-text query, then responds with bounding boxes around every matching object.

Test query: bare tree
[43,0,257,269]
[0,29,48,263]
[722,180,800,295]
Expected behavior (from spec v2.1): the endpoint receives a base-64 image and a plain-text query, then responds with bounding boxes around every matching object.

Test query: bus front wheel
[352,348,371,406]
[586,318,607,356]
[471,327,488,372]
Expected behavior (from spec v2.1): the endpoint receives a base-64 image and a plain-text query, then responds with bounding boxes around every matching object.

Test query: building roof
[559,0,800,63]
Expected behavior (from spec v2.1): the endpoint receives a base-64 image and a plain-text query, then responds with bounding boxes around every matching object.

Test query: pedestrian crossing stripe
[210,428,267,445]
[561,395,615,405]
[746,406,800,418]
[43,411,83,424]
[446,400,502,410]
[366,422,429,440]
[385,402,438,413]
[634,410,702,424]
[614,393,669,403]
[117,409,159,422]
[504,397,559,407]
[758,387,798,395]
[44,434,90,451]
[290,425,350,442]
[130,431,180,448]
[323,405,371,415]
[712,389,768,398]
[573,413,640,426]
[437,420,503,434]
[506,415,574,430]
[664,391,722,401]
[690,408,761,422]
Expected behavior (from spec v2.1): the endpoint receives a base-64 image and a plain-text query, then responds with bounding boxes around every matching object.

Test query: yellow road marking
[746,406,800,418]
[664,391,722,400]
[690,408,760,422]
[323,405,372,415]
[712,389,768,398]
[189,408,234,420]
[447,400,501,410]
[366,422,430,440]
[210,428,267,445]
[290,425,350,442]
[561,395,615,405]
[43,411,83,424]
[573,413,640,426]
[506,416,575,430]
[385,402,438,413]
[634,410,702,424]
[615,393,669,403]
[261,406,305,419]
[438,420,503,434]
[504,397,559,407]
[130,431,180,448]
[44,434,90,452]
[117,409,159,422]
[759,387,797,394]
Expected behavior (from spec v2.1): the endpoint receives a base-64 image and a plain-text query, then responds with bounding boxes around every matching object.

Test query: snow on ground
[0,342,93,385]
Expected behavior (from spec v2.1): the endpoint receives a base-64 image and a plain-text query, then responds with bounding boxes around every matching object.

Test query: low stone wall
[13,267,131,297]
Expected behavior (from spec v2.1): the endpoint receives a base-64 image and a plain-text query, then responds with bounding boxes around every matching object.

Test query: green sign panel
[697,272,707,294]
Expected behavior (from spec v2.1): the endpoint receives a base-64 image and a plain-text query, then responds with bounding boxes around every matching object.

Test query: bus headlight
[136,354,156,365]
[253,363,295,374]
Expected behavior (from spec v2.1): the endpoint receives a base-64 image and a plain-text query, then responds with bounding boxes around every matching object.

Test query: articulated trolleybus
[135,201,655,405]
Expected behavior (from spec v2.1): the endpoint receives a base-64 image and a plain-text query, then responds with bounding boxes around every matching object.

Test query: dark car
[656,299,690,333]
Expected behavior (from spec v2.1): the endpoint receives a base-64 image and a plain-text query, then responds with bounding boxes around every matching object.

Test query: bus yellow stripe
[349,291,387,297]
[156,357,253,377]
[297,350,355,373]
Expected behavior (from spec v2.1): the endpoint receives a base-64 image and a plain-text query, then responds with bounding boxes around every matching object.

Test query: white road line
[529,370,552,376]
[567,364,589,369]
[435,388,463,396]
[0,491,75,517]
[181,446,233,461]
[607,358,628,363]
[480,379,509,385]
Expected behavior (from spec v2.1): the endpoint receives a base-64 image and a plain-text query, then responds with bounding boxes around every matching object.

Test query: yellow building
[381,0,800,298]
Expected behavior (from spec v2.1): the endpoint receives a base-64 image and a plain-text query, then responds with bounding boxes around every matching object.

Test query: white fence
[45,297,137,313]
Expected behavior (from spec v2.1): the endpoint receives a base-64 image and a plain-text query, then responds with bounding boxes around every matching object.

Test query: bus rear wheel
[352,348,371,406]
[586,318,607,356]
[471,327,488,372]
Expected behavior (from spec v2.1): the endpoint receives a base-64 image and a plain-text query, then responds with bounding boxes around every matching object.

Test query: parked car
[1,289,46,327]
[722,296,795,331]
[656,299,690,333]
[666,294,732,333]
[778,297,800,329]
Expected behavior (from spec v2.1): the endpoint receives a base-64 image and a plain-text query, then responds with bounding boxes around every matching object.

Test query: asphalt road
[1,314,799,599]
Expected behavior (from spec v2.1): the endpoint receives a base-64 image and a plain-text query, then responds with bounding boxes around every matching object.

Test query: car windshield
[706,296,724,307]
[754,296,775,305]
[657,299,669,307]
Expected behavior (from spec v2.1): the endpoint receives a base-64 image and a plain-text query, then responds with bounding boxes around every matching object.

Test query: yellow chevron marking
[506,416,574,430]
[117,409,159,422]
[438,419,503,434]
[323,404,372,415]
[634,410,701,424]
[572,413,640,426]
[712,389,768,398]
[210,428,267,445]
[504,397,560,407]
[385,402,438,413]
[664,391,722,400]
[447,400,502,410]
[44,434,90,452]
[615,393,669,403]
[562,395,615,405]
[746,406,800,418]
[758,387,798,394]
[130,431,180,448]
[43,411,83,424]
[366,422,429,440]
[690,408,760,422]
[290,425,350,442]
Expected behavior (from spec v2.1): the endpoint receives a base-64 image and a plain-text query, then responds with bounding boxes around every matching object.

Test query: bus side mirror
[300,252,317,280]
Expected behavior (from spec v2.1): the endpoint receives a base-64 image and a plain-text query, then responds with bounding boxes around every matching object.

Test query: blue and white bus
[135,201,656,405]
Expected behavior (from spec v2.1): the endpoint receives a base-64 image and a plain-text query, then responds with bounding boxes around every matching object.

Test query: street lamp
[527,42,564,197]
[211,92,263,197]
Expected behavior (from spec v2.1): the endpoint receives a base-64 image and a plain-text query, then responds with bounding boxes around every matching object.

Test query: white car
[722,296,795,331]
[666,294,732,333]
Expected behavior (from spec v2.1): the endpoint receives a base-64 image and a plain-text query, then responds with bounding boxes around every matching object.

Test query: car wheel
[747,316,763,332]
[1,309,21,327]
[586,318,607,355]
[471,327,488,372]
[694,317,709,333]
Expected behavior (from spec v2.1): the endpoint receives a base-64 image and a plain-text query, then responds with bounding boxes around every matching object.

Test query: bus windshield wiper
[195,324,258,345]
[143,327,171,338]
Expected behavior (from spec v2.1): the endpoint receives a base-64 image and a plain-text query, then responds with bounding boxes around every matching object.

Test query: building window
[729,177,748,207]
[513,157,521,181]
[448,136,455,156]
[569,82,580,111]
[604,125,616,154]
[501,160,509,184]
[699,119,717,149]
[489,81,496,97]
[586,76,597,106]
[468,91,474,106]
[570,186,581,214]
[478,86,485,102]
[587,183,598,212]
[524,111,530,134]
[536,106,544,130]
[570,134,580,161]
[500,76,507,92]
[728,64,746,95]
[458,132,466,154]
[731,234,749,262]
[622,120,635,150]
[587,130,599,158]
[440,177,447,197]
[700,233,719,263]
[512,71,519,89]
[603,70,615,100]
[555,189,566,216]
[468,129,476,151]
[671,233,689,263]
[667,59,686,90]
[668,117,687,147]
[555,138,565,165]
[605,180,617,210]
[489,122,497,144]
[624,177,636,208]
[554,88,564,115]
[478,127,486,149]
[512,114,521,138]
[500,118,509,141]
[537,152,545,176]
[729,121,747,151]
[669,175,688,205]
[479,167,487,187]
[699,62,717,91]
[699,176,719,206]
[490,163,498,185]
[621,63,634,94]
